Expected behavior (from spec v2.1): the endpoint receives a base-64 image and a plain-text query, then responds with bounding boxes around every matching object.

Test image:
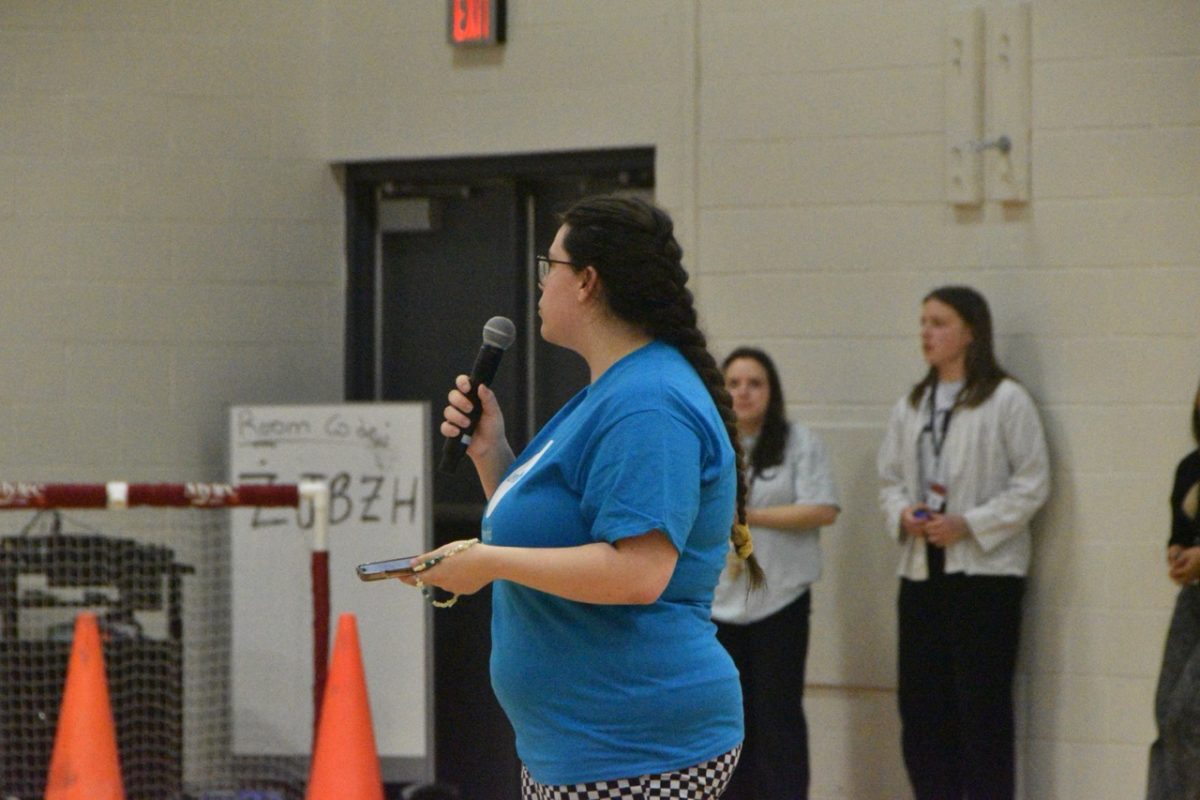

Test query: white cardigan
[877,378,1051,580]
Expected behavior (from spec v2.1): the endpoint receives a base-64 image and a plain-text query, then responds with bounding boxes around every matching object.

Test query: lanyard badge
[923,381,956,513]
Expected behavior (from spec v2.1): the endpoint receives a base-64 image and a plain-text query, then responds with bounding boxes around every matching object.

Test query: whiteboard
[228,403,431,776]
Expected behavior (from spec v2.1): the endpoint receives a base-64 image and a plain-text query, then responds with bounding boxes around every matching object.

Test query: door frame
[339,147,655,401]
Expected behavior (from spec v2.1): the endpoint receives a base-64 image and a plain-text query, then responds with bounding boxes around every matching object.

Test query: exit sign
[449,0,505,46]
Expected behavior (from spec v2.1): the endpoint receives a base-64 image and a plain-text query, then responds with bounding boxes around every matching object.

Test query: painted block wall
[1,1,1197,797]
[0,1,344,481]
[692,3,1200,797]
[327,3,1200,797]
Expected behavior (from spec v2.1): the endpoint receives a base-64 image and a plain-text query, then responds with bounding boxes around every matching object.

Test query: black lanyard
[927,380,957,458]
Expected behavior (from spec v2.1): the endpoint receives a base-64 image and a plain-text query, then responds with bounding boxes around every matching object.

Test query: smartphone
[356,555,420,581]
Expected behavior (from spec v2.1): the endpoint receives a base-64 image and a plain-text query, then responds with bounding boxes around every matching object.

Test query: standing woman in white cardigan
[877,286,1050,800]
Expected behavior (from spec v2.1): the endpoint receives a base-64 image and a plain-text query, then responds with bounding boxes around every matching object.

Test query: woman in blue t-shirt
[403,195,762,800]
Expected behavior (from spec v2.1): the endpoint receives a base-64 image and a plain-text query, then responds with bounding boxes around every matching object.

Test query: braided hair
[561,194,764,587]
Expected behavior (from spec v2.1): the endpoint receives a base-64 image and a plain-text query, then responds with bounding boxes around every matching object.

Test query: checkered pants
[520,745,741,800]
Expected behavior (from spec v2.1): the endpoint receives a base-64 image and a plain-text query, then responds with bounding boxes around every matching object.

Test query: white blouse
[712,421,839,624]
[877,378,1051,580]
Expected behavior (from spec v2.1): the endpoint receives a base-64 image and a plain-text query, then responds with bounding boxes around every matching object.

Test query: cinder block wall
[0,2,343,481]
[2,2,1197,797]
[692,3,1199,798]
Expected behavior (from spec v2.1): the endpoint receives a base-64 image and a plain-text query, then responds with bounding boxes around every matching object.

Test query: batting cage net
[0,481,330,800]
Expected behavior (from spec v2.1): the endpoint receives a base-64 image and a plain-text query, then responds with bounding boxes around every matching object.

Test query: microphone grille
[482,316,517,350]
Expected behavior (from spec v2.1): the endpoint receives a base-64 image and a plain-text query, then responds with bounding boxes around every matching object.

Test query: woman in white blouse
[877,286,1050,800]
[713,347,839,800]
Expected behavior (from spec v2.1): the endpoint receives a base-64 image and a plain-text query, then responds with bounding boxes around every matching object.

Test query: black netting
[0,510,307,800]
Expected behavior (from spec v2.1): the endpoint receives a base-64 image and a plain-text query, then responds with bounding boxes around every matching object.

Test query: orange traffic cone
[45,612,125,800]
[306,613,384,800]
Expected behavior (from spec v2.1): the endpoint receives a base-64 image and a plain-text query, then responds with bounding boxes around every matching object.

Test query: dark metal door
[378,184,526,799]
[380,183,526,512]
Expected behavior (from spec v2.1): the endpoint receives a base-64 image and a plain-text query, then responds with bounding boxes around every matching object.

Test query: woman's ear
[576,265,601,301]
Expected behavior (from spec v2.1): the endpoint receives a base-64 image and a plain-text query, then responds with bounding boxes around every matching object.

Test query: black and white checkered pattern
[520,744,741,800]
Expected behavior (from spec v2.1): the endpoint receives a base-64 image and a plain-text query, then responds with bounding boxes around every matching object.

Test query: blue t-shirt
[482,340,743,785]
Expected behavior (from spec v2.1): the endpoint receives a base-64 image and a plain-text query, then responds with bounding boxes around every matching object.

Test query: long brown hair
[908,285,1009,410]
[561,194,764,587]
[722,347,789,476]
[1192,378,1200,446]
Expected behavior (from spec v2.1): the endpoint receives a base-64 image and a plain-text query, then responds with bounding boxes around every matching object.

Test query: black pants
[1147,582,1200,799]
[715,591,811,800]
[898,572,1024,800]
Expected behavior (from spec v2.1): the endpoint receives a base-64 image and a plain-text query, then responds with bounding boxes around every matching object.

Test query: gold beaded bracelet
[411,538,480,609]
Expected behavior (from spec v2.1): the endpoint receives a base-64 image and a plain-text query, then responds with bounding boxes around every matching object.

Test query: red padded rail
[0,482,301,509]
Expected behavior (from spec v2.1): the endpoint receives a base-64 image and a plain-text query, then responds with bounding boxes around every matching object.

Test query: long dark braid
[561,194,764,587]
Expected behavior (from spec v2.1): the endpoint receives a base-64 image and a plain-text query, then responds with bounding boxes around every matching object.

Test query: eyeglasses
[536,255,576,283]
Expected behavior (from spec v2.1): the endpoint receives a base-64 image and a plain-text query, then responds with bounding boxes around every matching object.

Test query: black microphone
[439,315,517,473]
